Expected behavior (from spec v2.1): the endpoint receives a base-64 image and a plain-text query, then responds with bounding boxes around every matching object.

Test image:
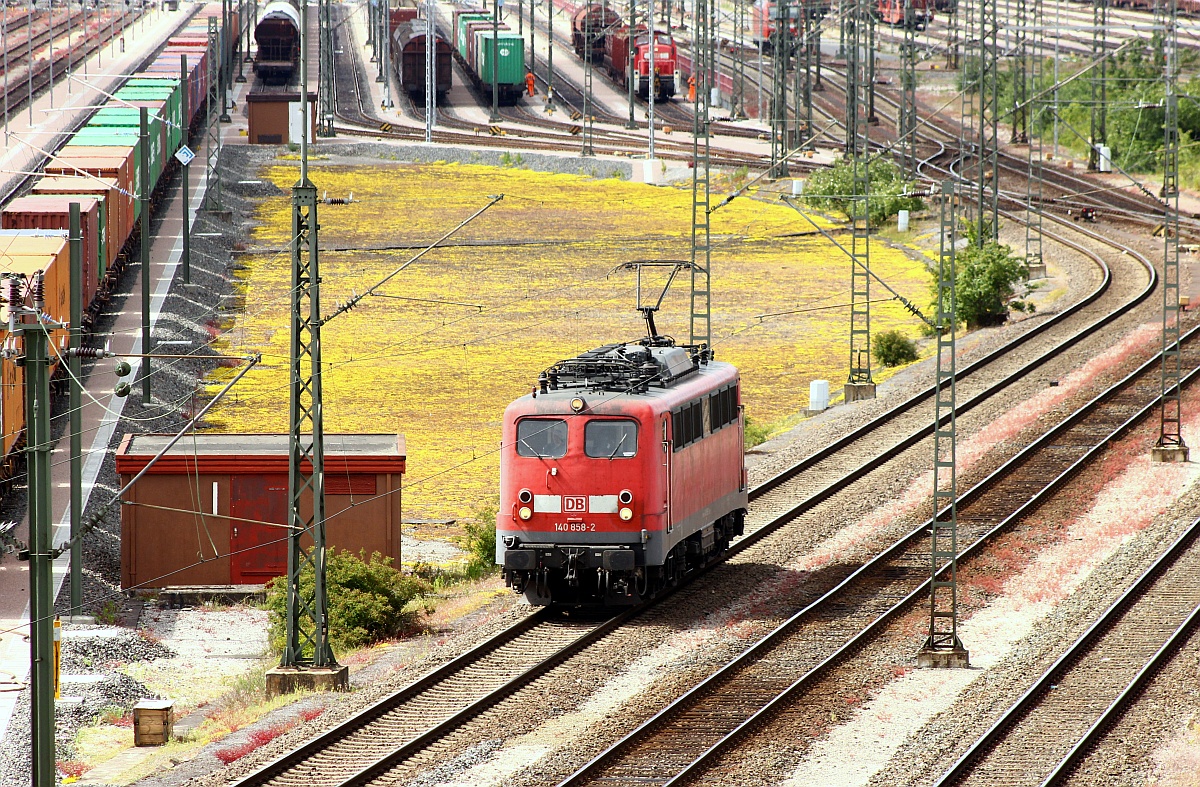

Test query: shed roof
[115,433,406,475]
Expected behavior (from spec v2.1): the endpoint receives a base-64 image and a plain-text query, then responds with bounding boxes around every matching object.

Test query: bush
[801,157,924,227]
[874,330,919,367]
[744,416,772,449]
[941,223,1033,328]
[264,550,429,653]
[459,504,499,580]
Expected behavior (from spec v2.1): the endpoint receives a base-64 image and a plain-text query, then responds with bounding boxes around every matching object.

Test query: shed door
[230,474,288,584]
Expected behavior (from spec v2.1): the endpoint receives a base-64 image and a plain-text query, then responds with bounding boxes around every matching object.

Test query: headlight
[619,507,633,521]
[519,507,532,520]
[571,397,586,413]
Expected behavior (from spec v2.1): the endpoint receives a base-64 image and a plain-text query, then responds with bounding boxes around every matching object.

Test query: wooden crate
[133,699,175,746]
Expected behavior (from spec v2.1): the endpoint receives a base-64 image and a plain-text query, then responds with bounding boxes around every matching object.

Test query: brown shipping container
[44,148,137,216]
[1,197,99,310]
[30,177,124,274]
[115,434,406,588]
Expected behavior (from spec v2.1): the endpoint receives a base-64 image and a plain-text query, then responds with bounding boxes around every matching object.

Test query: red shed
[115,433,406,589]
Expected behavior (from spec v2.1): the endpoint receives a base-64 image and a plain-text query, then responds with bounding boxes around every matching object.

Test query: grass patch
[205,163,934,522]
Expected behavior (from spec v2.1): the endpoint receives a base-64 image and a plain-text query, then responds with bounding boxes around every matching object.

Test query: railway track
[931,517,1200,787]
[226,196,1160,786]
[558,268,1198,787]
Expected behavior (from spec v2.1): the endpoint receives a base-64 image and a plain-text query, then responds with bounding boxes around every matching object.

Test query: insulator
[31,273,45,312]
[114,381,131,398]
[69,347,108,359]
[114,360,132,377]
[6,277,21,312]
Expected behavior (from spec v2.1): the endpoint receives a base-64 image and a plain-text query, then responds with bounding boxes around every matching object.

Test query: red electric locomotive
[749,0,830,50]
[497,339,747,607]
[605,27,678,100]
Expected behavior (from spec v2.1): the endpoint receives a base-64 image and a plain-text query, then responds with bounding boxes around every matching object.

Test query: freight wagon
[453,9,525,105]
[0,3,228,485]
[254,0,301,84]
[392,20,453,98]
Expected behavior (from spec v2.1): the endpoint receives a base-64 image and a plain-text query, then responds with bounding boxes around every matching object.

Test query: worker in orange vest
[688,74,696,103]
[526,71,536,97]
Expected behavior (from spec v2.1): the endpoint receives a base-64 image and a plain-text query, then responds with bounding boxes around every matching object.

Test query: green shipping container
[457,13,491,58]
[475,31,524,87]
[82,112,166,184]
[65,129,162,201]
[118,86,184,153]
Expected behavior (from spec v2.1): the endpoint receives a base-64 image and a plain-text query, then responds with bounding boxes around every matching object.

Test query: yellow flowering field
[205,162,933,525]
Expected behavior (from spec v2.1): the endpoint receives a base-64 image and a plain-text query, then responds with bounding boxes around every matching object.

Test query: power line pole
[271,0,346,693]
[11,269,59,787]
[899,0,917,174]
[204,16,223,211]
[69,203,82,619]
[769,0,788,178]
[845,0,874,401]
[1025,0,1046,281]
[690,0,712,350]
[582,10,595,155]
[918,179,969,669]
[626,0,637,128]
[318,0,335,136]
[491,0,501,121]
[425,0,436,142]
[978,0,998,242]
[140,107,152,403]
[1087,0,1107,170]
[1153,0,1188,462]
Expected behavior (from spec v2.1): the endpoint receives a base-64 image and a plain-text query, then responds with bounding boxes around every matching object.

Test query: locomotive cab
[498,340,747,607]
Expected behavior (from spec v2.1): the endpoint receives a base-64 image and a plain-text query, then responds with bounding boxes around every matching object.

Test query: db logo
[563,496,587,513]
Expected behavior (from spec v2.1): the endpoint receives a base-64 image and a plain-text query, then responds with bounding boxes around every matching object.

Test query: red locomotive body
[749,0,829,49]
[497,341,747,607]
[605,27,677,100]
[876,0,932,28]
[571,4,622,60]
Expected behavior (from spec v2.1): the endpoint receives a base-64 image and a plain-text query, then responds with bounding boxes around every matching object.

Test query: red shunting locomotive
[497,340,748,607]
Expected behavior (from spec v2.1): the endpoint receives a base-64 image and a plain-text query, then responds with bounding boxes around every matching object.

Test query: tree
[802,157,924,227]
[942,223,1033,328]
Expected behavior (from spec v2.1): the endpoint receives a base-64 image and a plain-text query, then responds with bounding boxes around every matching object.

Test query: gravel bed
[180,215,1175,787]
[3,136,1184,787]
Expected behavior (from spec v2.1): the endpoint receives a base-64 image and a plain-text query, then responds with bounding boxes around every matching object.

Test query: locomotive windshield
[516,418,568,458]
[585,420,638,459]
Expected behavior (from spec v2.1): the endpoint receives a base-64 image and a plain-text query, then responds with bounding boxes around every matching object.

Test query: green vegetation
[942,223,1034,328]
[744,416,773,449]
[962,43,1200,184]
[802,157,924,226]
[459,504,499,580]
[874,330,919,367]
[264,550,429,652]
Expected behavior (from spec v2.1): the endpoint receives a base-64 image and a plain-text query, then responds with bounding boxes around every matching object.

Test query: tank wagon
[497,339,747,607]
[392,19,453,98]
[453,8,525,105]
[0,4,226,486]
[254,0,301,84]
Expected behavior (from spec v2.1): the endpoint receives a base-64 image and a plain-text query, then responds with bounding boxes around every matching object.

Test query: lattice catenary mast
[844,0,875,400]
[1153,0,1189,462]
[690,0,713,349]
